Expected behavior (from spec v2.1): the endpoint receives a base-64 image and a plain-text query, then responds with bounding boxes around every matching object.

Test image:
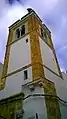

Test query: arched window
[41,28,43,37]
[16,28,20,39]
[21,25,25,36]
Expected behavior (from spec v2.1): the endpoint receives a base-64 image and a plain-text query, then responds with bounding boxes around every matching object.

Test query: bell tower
[0,8,62,119]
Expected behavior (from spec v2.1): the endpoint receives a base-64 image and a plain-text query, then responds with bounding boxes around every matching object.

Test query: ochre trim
[0,29,14,90]
[2,64,32,79]
[0,92,24,119]
[42,63,62,79]
[42,79,61,119]
[22,76,54,87]
[0,92,24,103]
[28,15,45,80]
[1,62,62,82]
[9,12,42,30]
[38,32,54,50]
[7,17,42,47]
[38,29,63,79]
[6,28,36,47]
[48,35,54,50]
[28,15,61,119]
[53,50,63,79]
[6,32,29,47]
[9,12,32,30]
[1,64,61,87]
[50,35,63,78]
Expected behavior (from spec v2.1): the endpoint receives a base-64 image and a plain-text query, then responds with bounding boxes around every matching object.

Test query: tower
[0,9,63,119]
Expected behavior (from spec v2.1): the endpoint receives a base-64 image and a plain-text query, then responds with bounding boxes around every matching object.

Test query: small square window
[24,70,28,80]
[26,38,28,43]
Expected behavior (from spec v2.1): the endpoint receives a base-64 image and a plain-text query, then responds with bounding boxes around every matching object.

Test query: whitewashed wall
[44,67,67,100]
[22,85,47,119]
[7,35,31,73]
[44,66,67,119]
[0,67,32,99]
[39,36,67,118]
[59,72,67,119]
[39,37,59,75]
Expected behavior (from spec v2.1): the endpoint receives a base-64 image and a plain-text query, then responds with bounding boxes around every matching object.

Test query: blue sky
[0,0,67,72]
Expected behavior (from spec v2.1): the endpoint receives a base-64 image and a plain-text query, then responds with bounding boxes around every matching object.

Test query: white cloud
[0,1,27,63]
[24,0,59,19]
[0,0,67,72]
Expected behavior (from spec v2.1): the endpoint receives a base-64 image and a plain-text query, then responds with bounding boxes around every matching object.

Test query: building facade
[0,8,67,119]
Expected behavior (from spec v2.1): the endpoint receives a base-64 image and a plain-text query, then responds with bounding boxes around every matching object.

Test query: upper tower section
[7,8,62,79]
[5,8,53,78]
[8,8,51,48]
[0,8,62,91]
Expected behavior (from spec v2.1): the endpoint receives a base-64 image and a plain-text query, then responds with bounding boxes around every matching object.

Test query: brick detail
[42,79,61,119]
[0,93,24,119]
[0,29,13,90]
[28,15,45,80]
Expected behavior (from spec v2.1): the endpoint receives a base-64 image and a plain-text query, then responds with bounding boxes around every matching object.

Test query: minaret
[0,8,62,119]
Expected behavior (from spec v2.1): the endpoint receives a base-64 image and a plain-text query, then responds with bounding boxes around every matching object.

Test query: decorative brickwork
[28,15,61,119]
[42,79,61,119]
[0,29,13,90]
[0,93,24,119]
[0,11,62,119]
[28,15,45,80]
